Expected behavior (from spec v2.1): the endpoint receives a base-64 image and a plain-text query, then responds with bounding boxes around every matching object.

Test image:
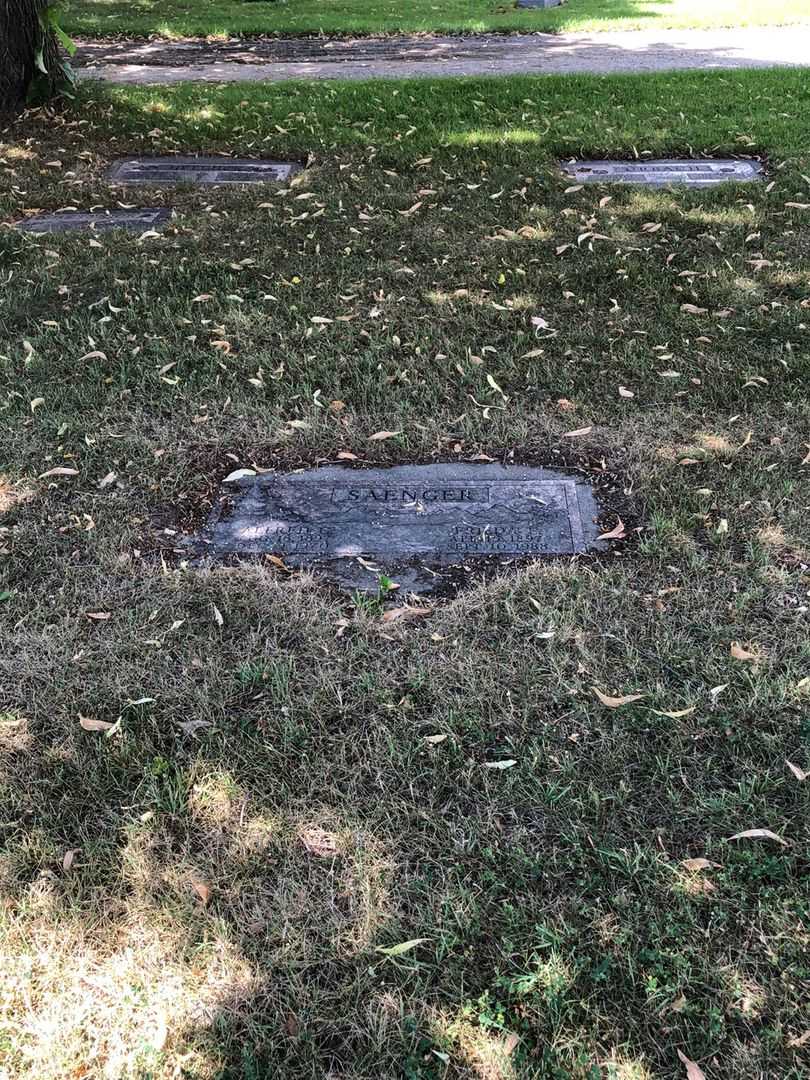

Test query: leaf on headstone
[223,468,256,482]
[375,938,428,956]
[592,688,644,708]
[785,760,807,782]
[730,642,758,661]
[676,1049,707,1080]
[368,430,402,441]
[78,713,114,732]
[483,759,517,770]
[562,426,592,438]
[597,517,626,540]
[39,467,79,479]
[727,828,788,846]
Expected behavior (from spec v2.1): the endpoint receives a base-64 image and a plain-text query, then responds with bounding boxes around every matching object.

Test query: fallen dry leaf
[368,430,402,442]
[381,606,432,623]
[727,828,788,847]
[191,879,212,905]
[375,938,428,956]
[424,733,448,745]
[562,426,592,438]
[503,1032,521,1056]
[788,1031,810,1049]
[78,714,114,732]
[785,760,807,782]
[38,466,79,480]
[652,706,697,719]
[680,304,708,316]
[597,517,626,541]
[85,611,111,621]
[730,642,758,661]
[681,858,720,872]
[300,826,339,857]
[483,759,517,770]
[223,468,256,483]
[592,688,645,708]
[62,848,80,872]
[676,1049,706,1080]
[337,451,359,460]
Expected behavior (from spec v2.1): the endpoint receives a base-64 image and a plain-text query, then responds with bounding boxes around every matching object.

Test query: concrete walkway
[74,26,809,84]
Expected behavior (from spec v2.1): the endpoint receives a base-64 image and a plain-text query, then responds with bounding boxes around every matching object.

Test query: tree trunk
[0,0,59,112]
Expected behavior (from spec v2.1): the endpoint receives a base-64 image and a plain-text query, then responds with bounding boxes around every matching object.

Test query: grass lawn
[63,0,810,39]
[2,69,810,1079]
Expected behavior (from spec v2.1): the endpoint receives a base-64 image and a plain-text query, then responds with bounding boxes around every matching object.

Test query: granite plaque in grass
[199,463,605,593]
[107,157,300,186]
[561,159,763,187]
[16,208,171,233]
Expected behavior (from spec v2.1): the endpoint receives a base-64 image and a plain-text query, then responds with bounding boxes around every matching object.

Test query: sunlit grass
[64,0,810,37]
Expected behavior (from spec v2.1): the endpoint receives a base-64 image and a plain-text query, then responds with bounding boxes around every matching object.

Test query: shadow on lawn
[72,28,804,83]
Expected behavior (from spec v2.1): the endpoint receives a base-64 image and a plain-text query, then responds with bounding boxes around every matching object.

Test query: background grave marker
[107,156,301,186]
[561,159,763,186]
[15,208,172,233]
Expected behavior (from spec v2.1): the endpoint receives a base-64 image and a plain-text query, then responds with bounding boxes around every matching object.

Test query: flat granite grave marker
[16,208,172,233]
[197,463,605,593]
[517,0,562,7]
[561,159,763,187]
[107,156,300,186]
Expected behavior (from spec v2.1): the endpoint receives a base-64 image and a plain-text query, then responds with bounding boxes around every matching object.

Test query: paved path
[74,26,810,84]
